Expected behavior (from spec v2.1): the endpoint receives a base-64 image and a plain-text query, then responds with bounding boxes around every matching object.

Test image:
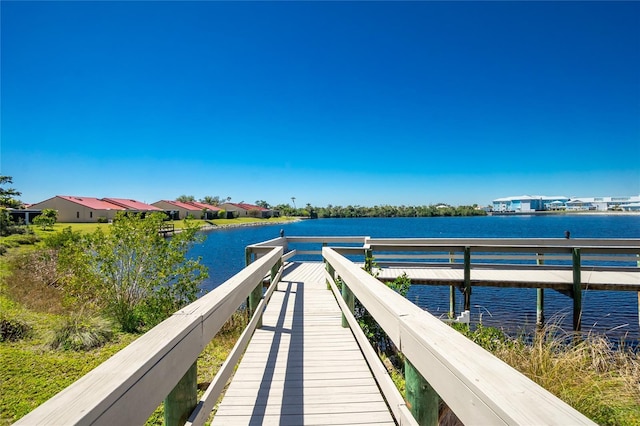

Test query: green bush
[43,226,82,249]
[49,315,114,351]
[0,244,7,255]
[97,217,108,223]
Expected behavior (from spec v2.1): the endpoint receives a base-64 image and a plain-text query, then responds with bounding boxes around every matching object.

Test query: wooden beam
[164,362,197,426]
[572,248,582,332]
[405,359,440,426]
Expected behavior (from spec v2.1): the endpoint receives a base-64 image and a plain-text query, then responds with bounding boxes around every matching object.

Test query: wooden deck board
[212,262,396,426]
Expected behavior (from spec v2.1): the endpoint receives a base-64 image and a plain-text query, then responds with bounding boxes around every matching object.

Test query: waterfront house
[184,201,222,219]
[220,202,276,218]
[31,196,125,222]
[101,198,163,215]
[151,200,203,220]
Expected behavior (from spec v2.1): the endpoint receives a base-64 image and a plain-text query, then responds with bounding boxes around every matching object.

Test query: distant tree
[255,200,271,209]
[201,196,220,206]
[33,209,57,230]
[291,197,296,209]
[176,195,195,202]
[0,176,22,208]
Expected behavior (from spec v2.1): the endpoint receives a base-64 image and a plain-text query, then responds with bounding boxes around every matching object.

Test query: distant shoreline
[199,217,303,231]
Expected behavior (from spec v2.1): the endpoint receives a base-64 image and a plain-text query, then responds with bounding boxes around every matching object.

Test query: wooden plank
[211,262,395,425]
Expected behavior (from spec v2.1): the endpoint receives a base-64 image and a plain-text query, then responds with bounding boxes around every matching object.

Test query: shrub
[58,212,208,332]
[97,216,108,223]
[0,244,7,256]
[217,209,226,219]
[0,317,32,342]
[49,315,114,351]
[43,226,82,249]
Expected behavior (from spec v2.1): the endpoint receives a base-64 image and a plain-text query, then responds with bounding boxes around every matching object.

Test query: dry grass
[494,326,640,425]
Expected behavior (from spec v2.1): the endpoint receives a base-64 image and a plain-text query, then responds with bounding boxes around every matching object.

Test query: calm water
[189,215,640,338]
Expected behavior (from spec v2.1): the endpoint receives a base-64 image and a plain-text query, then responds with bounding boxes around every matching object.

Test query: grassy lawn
[0,282,246,425]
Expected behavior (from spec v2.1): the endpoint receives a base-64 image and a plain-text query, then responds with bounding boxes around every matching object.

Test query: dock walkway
[212,262,395,426]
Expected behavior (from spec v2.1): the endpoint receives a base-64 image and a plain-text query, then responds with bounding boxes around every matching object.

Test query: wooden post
[449,252,455,319]
[449,286,456,319]
[164,362,197,426]
[463,246,471,311]
[405,359,439,426]
[326,262,335,290]
[341,281,354,328]
[572,248,582,332]
[270,259,280,284]
[536,253,544,329]
[245,247,252,267]
[249,281,263,329]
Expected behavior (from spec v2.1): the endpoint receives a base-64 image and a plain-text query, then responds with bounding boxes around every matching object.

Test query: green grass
[0,280,247,425]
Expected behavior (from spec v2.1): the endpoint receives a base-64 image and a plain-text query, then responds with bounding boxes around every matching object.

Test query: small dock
[159,223,175,237]
[212,262,395,425]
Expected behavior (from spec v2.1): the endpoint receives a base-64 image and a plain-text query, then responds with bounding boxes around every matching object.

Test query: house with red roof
[31,196,164,223]
[220,202,277,218]
[152,200,205,220]
[31,196,125,222]
[102,198,163,213]
[185,201,222,219]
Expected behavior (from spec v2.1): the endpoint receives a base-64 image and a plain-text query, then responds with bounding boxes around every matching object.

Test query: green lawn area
[27,216,298,236]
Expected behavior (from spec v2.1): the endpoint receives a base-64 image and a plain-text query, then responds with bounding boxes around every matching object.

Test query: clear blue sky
[2,1,639,207]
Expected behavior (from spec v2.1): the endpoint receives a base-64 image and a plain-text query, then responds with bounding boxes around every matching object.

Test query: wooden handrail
[323,247,596,425]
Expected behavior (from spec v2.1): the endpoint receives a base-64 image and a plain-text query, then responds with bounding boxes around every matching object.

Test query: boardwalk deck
[212,262,395,426]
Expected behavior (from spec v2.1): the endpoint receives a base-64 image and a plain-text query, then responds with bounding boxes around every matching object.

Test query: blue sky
[2,1,639,207]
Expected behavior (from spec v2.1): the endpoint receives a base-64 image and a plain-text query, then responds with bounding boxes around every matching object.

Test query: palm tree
[291,197,296,209]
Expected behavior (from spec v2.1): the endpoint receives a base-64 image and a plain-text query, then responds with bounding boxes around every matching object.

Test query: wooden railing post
[341,280,355,328]
[463,246,471,311]
[536,253,544,329]
[245,247,252,266]
[164,362,197,426]
[405,359,440,426]
[249,280,263,329]
[449,252,455,319]
[326,262,335,290]
[572,248,582,332]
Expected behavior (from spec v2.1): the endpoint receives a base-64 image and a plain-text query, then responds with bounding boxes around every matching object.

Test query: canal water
[189,215,640,339]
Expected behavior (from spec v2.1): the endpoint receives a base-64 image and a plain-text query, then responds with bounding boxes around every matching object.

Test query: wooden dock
[212,262,395,425]
[17,238,620,426]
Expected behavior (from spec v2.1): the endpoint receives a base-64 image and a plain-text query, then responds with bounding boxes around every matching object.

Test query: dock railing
[323,246,596,425]
[246,237,639,331]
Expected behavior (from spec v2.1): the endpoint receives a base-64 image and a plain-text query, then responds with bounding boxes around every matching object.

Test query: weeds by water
[450,322,640,425]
